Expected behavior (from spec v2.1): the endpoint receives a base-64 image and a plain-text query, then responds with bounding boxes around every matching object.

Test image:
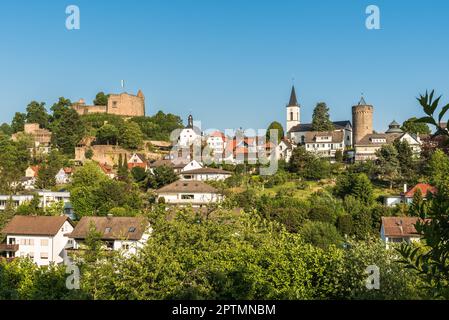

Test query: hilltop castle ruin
[72,90,146,117]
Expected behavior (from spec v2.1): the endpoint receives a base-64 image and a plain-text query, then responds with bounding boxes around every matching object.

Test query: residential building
[274,139,294,162]
[355,129,422,161]
[12,123,52,155]
[206,131,227,161]
[68,216,151,255]
[156,180,223,207]
[0,216,74,266]
[55,168,73,185]
[127,153,148,171]
[302,130,346,160]
[149,159,203,174]
[380,216,426,245]
[384,183,437,207]
[98,163,116,179]
[289,122,353,149]
[180,167,232,181]
[0,191,71,211]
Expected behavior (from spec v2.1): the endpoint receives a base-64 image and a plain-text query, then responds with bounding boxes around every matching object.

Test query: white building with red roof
[380,216,427,246]
[384,183,437,207]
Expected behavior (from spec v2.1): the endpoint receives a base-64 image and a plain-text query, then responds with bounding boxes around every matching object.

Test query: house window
[8,238,15,245]
[105,227,112,233]
[106,241,114,249]
[20,239,34,246]
[112,101,118,108]
[290,112,294,121]
[40,252,49,259]
[181,194,195,200]
[41,239,48,246]
[122,244,130,250]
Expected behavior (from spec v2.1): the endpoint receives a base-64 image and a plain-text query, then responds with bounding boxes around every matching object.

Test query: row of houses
[0,215,151,266]
[0,213,429,266]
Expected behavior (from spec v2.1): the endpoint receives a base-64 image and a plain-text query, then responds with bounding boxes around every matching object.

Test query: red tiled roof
[405,183,437,198]
[381,216,430,238]
[209,131,226,140]
[1,216,73,236]
[63,167,73,174]
[98,163,113,174]
[128,163,147,170]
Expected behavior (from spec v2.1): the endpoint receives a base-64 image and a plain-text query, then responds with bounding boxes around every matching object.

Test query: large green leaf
[438,103,449,124]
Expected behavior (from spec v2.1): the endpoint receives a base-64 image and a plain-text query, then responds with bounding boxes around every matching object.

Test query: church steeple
[187,114,194,128]
[288,86,299,107]
[286,85,300,133]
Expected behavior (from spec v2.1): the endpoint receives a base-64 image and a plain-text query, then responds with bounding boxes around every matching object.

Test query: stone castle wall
[72,91,145,117]
[107,93,145,117]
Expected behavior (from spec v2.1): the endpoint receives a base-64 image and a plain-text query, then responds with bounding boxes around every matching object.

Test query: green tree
[0,123,12,136]
[397,90,449,299]
[428,149,449,187]
[36,150,64,189]
[335,149,343,163]
[130,111,184,141]
[26,101,49,128]
[266,121,284,143]
[352,173,374,205]
[85,148,94,159]
[96,124,119,145]
[394,139,416,184]
[51,106,85,156]
[300,221,343,249]
[145,165,179,189]
[311,102,334,131]
[11,112,26,133]
[375,144,400,189]
[119,122,143,150]
[402,117,431,135]
[0,134,31,192]
[117,154,129,182]
[93,92,109,106]
[131,166,147,183]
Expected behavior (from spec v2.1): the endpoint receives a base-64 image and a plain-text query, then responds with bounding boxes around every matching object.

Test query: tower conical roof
[358,97,367,105]
[288,86,299,106]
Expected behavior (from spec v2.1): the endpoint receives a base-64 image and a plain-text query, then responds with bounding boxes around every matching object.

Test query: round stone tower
[352,97,374,145]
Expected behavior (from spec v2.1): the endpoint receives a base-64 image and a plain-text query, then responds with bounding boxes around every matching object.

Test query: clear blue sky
[1,0,449,132]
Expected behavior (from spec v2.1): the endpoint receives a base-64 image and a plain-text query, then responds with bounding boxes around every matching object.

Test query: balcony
[0,244,19,252]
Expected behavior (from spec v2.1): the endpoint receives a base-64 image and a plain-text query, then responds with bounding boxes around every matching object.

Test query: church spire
[288,86,299,107]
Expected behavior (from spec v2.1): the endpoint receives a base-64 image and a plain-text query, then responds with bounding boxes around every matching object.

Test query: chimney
[107,214,113,220]
[403,184,408,193]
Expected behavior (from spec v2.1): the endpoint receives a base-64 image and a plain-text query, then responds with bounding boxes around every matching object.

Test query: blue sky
[1,0,449,132]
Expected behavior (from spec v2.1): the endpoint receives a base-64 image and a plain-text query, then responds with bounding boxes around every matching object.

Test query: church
[285,86,353,161]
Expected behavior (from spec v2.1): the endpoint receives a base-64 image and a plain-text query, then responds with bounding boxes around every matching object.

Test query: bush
[300,221,343,249]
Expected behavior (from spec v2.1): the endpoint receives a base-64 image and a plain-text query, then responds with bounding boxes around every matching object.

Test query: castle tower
[352,97,374,145]
[286,86,300,133]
